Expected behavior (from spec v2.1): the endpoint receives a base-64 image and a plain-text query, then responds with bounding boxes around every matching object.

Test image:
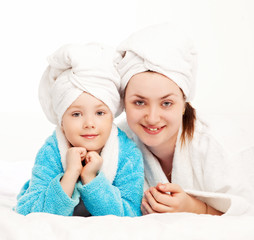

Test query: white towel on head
[39,42,122,125]
[114,22,197,101]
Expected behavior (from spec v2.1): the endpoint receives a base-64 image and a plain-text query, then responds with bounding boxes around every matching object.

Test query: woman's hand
[141,182,208,215]
[81,151,103,184]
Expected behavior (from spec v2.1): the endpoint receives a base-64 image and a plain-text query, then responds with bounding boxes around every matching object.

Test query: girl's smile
[81,134,99,139]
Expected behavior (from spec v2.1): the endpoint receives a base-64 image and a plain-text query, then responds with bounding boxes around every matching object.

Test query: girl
[15,43,144,217]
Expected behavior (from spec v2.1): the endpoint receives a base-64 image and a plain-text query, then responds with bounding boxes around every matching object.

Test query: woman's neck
[147,138,176,178]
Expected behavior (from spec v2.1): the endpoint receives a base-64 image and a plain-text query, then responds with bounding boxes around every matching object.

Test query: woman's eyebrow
[130,93,177,99]
[160,93,176,99]
[132,94,146,99]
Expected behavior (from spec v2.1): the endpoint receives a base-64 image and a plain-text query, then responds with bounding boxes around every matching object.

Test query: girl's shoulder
[35,130,61,163]
[45,131,58,146]
[39,131,59,152]
[115,115,135,139]
[117,127,139,150]
[117,127,143,164]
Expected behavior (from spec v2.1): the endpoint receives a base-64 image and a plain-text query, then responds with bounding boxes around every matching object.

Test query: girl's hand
[142,183,207,214]
[61,147,87,197]
[81,151,103,184]
[65,147,87,178]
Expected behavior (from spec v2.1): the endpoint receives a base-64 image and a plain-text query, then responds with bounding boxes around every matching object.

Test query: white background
[0,0,253,162]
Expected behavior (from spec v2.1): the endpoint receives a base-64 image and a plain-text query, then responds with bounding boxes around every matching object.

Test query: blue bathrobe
[15,128,144,217]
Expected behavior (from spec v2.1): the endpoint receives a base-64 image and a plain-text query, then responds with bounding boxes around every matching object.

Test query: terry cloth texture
[15,128,144,217]
[115,22,197,101]
[39,42,122,125]
[117,116,254,216]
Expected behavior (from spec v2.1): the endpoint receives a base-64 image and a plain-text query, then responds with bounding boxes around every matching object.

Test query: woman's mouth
[142,125,164,135]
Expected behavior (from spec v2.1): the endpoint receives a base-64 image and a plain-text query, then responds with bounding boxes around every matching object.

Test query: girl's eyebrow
[68,105,83,110]
[68,103,106,110]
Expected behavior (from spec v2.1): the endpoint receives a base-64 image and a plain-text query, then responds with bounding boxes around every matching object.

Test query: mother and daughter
[15,23,254,217]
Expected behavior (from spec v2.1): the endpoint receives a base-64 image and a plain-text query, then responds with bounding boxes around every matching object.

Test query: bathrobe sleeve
[15,132,80,216]
[77,129,144,216]
[183,130,254,216]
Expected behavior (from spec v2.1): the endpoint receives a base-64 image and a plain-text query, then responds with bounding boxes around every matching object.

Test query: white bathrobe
[117,114,254,216]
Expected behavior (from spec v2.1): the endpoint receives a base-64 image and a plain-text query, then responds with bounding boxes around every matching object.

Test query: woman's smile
[141,125,165,135]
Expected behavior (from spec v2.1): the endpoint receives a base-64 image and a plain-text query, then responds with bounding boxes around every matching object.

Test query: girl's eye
[96,111,105,116]
[162,101,172,107]
[72,112,81,117]
[135,100,145,106]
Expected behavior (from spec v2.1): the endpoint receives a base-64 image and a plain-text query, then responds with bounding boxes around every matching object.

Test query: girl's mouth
[81,134,98,139]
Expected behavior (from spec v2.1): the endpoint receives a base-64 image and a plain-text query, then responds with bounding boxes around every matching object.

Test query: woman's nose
[145,105,160,125]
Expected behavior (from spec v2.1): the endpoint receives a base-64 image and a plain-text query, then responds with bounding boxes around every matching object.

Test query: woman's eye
[96,111,105,116]
[135,100,145,106]
[72,112,81,117]
[162,101,172,107]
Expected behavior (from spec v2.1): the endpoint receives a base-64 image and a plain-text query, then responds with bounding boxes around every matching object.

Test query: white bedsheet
[1,160,254,240]
[1,197,254,240]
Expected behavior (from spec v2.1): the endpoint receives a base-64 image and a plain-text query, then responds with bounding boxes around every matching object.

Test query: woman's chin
[139,136,161,148]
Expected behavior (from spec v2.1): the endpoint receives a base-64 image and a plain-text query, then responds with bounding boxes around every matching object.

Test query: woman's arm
[142,183,222,215]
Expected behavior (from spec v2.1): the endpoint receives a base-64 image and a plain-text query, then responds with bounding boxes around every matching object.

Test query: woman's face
[124,72,185,150]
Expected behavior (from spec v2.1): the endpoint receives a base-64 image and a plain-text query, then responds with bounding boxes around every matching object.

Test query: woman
[115,23,254,215]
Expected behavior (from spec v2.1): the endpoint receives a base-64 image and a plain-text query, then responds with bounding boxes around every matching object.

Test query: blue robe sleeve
[15,133,80,216]
[77,129,144,217]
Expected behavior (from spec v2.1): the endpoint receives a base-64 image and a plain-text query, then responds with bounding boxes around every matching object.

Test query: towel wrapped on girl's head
[39,42,122,126]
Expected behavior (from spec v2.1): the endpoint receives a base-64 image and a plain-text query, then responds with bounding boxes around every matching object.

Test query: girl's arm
[15,134,80,216]
[77,131,144,217]
[60,147,86,197]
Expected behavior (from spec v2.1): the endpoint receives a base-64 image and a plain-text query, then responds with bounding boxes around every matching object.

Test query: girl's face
[62,92,113,153]
[124,72,185,150]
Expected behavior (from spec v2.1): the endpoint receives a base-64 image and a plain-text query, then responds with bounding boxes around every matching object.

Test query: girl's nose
[83,116,95,129]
